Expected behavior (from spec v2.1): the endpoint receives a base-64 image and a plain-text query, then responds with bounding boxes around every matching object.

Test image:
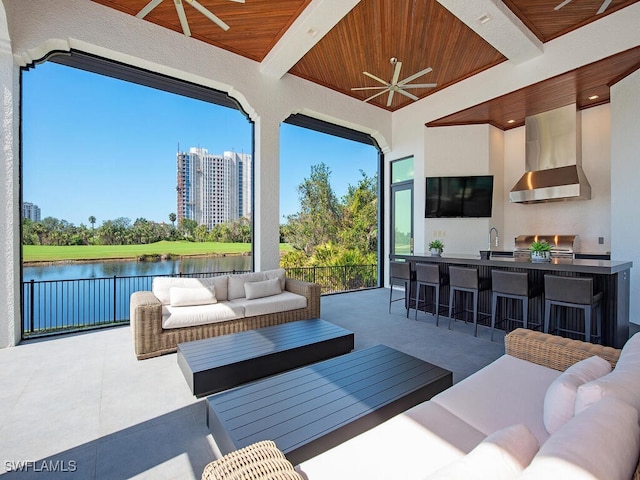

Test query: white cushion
[263,268,286,290]
[296,402,485,480]
[227,271,266,300]
[575,332,640,414]
[161,302,244,328]
[521,397,640,480]
[230,291,307,318]
[244,277,282,300]
[543,355,611,434]
[169,286,217,307]
[431,355,561,445]
[425,424,539,480]
[152,276,228,304]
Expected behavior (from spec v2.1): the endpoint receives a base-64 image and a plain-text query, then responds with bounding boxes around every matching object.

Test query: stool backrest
[544,275,594,304]
[449,266,479,289]
[390,261,411,280]
[415,263,440,284]
[492,270,529,296]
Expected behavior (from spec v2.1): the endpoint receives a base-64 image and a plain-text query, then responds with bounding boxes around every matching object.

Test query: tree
[88,216,96,229]
[340,171,378,256]
[285,163,341,256]
[169,213,176,227]
[179,218,198,239]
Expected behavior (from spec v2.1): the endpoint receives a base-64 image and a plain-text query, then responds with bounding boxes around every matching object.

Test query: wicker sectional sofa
[201,328,640,479]
[130,269,321,360]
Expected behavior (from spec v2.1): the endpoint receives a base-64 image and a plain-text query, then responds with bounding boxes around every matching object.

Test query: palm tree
[88,216,96,229]
[169,213,176,227]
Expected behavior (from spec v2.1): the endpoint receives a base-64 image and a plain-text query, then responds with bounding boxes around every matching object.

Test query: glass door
[391,182,413,255]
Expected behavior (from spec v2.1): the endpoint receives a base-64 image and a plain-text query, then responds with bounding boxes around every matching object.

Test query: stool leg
[435,284,440,326]
[522,297,529,331]
[388,281,393,313]
[414,283,421,320]
[490,293,498,341]
[404,280,410,318]
[585,305,592,343]
[448,289,455,330]
[473,290,479,337]
[544,300,551,334]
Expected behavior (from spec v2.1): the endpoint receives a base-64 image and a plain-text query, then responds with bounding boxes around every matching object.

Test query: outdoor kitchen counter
[392,254,632,348]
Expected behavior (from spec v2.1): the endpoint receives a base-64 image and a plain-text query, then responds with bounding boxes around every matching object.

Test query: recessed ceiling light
[507,119,515,124]
[588,95,599,100]
[477,13,492,24]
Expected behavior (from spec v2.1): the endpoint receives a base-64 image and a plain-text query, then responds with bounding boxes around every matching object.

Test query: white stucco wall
[611,68,640,325]
[0,0,391,347]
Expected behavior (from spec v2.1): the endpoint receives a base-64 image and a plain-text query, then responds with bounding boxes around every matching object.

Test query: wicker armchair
[201,441,303,480]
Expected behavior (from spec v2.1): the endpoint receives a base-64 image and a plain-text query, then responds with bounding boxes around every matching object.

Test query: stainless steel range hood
[509,104,591,204]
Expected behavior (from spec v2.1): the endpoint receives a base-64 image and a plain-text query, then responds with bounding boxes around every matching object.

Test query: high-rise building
[22,202,41,222]
[176,147,252,229]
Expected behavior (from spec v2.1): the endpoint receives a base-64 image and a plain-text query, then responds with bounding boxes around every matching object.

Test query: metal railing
[21,265,377,338]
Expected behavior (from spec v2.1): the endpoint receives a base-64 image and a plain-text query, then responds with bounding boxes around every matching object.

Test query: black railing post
[29,279,35,334]
[113,275,117,323]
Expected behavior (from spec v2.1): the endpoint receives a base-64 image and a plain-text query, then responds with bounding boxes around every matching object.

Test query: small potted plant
[428,239,444,257]
[530,239,552,262]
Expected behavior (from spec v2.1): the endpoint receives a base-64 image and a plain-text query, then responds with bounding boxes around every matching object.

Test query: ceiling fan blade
[391,62,402,85]
[136,0,164,18]
[364,89,391,103]
[387,89,395,107]
[401,83,438,89]
[398,67,433,86]
[397,89,419,101]
[173,0,191,36]
[554,0,572,10]
[363,71,390,86]
[186,0,230,31]
[597,0,612,14]
[351,86,388,91]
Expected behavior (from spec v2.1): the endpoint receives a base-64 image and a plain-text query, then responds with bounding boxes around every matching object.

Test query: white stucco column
[611,68,640,325]
[0,2,19,348]
[253,113,281,271]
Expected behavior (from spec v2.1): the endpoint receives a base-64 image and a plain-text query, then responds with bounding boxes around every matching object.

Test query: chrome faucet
[489,227,499,251]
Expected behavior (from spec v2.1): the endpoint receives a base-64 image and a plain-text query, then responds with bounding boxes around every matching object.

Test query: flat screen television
[425,175,494,218]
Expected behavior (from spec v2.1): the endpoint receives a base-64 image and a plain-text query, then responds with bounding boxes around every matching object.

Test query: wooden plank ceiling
[91,0,640,121]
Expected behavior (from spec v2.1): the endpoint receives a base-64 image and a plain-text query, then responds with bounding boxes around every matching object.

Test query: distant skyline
[22,62,377,227]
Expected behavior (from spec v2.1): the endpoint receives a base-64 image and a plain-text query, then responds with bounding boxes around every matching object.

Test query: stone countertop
[394,253,633,275]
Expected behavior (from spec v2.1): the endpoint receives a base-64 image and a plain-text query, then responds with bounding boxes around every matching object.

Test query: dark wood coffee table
[206,344,452,465]
[178,318,354,397]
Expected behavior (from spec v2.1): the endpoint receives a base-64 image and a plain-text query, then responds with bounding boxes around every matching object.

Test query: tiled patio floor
[1,287,614,479]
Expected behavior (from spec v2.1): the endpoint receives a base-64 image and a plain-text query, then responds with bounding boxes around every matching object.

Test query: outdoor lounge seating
[129,269,321,360]
[208,328,640,479]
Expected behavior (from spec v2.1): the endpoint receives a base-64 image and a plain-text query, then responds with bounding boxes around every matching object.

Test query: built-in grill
[513,235,578,260]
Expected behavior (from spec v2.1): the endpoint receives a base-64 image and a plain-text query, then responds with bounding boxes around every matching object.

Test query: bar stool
[543,275,603,343]
[389,261,411,317]
[448,266,491,336]
[490,270,543,341]
[413,263,449,325]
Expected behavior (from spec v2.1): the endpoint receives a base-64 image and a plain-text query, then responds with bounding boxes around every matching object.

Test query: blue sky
[22,62,378,227]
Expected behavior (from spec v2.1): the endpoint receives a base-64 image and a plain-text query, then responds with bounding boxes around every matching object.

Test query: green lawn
[23,241,293,262]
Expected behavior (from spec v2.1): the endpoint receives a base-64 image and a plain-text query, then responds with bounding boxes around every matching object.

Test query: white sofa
[130,269,321,360]
[292,329,640,480]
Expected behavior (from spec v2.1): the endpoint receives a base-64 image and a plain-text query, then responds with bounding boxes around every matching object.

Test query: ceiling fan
[554,0,612,14]
[352,58,437,107]
[136,0,244,34]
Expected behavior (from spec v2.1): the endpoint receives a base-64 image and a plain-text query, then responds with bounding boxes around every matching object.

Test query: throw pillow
[227,271,266,300]
[244,277,282,300]
[521,397,640,480]
[169,286,217,307]
[543,355,611,434]
[425,424,539,480]
[575,332,640,414]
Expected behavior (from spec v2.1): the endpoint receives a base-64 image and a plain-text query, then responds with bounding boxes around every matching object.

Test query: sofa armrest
[285,278,321,318]
[505,328,621,372]
[130,291,163,357]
